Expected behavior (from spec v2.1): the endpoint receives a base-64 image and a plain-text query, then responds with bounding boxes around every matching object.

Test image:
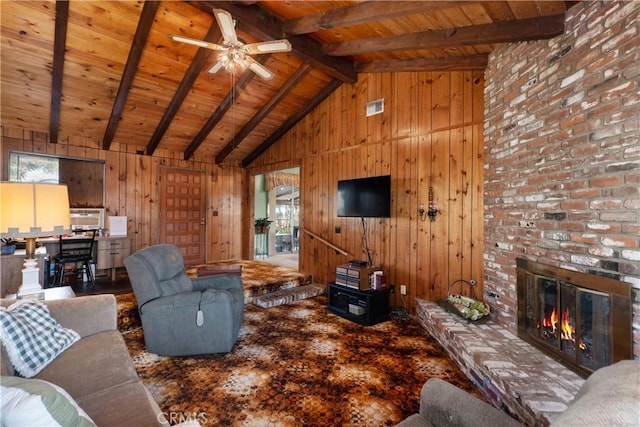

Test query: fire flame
[560,307,575,341]
[543,306,575,341]
[540,305,589,353]
[542,306,559,332]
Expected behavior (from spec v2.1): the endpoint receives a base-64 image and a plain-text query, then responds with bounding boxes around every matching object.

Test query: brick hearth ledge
[416,299,585,426]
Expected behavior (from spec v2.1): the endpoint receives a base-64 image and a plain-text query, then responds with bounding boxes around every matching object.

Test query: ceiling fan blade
[246,56,274,80]
[168,34,225,51]
[207,56,226,74]
[213,9,238,45]
[243,40,292,55]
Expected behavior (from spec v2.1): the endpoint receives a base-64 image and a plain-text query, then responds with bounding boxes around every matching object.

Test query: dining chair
[53,230,96,287]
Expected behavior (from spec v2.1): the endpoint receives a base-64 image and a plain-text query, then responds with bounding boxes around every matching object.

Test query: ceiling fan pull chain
[231,70,236,149]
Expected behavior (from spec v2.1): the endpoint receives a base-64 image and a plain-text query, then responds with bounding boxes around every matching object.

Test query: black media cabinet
[327,282,390,326]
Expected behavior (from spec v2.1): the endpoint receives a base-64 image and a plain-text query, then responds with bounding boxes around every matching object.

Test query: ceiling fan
[169,9,291,80]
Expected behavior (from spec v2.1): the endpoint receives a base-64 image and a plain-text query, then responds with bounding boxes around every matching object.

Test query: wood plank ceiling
[1,1,572,166]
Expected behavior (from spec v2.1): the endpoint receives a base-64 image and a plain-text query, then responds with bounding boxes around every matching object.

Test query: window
[9,153,59,183]
[8,152,105,208]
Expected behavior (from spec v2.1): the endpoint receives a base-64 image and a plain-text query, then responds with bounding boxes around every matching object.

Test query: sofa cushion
[43,294,118,338]
[0,376,96,427]
[76,381,168,427]
[35,330,139,400]
[550,360,640,426]
[419,378,521,427]
[396,413,435,427]
[0,299,80,378]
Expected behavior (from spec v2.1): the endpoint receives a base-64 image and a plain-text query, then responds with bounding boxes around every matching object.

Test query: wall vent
[366,98,384,117]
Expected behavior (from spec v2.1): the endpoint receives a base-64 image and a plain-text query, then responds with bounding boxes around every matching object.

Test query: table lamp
[0,182,71,299]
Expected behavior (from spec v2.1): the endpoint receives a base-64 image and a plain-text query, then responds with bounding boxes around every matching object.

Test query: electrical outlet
[485,290,500,299]
[400,285,407,295]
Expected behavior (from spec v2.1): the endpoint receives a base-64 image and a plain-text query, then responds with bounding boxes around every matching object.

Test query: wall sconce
[418,204,427,221]
[419,186,439,222]
[427,186,438,222]
[427,203,438,222]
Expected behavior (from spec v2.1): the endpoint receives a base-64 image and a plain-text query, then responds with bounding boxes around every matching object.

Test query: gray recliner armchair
[124,244,243,356]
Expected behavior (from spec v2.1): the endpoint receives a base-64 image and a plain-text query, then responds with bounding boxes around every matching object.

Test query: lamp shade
[0,182,71,238]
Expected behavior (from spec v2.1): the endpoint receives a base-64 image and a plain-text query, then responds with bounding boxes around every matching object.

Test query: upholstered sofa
[398,359,640,427]
[1,294,171,426]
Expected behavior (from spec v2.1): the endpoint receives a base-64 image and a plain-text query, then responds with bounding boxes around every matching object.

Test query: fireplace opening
[517,258,632,378]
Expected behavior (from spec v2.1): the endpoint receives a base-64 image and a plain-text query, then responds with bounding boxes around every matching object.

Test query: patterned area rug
[185,260,313,305]
[116,292,141,332]
[122,295,483,426]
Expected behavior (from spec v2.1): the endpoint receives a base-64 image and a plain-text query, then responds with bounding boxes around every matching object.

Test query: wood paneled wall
[1,70,484,313]
[58,158,104,207]
[249,71,485,312]
[0,127,245,262]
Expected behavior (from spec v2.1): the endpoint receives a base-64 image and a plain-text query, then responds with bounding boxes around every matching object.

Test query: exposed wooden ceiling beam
[242,79,343,167]
[285,33,357,83]
[146,24,222,156]
[324,14,566,56]
[101,1,159,150]
[197,1,357,83]
[356,55,488,73]
[284,1,477,35]
[49,0,69,144]
[216,63,312,164]
[184,57,268,160]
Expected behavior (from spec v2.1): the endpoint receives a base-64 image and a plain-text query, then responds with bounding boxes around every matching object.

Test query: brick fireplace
[483,0,639,357]
[418,2,638,426]
[516,258,632,378]
[417,258,633,425]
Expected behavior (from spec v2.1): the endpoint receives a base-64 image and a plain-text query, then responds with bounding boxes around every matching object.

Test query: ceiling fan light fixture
[224,60,236,73]
[212,50,243,74]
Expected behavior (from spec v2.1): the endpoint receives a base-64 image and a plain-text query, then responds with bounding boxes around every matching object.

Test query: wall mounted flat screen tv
[337,175,391,218]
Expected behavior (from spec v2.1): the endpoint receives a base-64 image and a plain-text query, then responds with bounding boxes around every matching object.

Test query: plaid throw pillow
[0,299,80,378]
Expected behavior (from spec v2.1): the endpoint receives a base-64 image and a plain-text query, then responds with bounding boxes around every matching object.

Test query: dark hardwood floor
[70,274,132,296]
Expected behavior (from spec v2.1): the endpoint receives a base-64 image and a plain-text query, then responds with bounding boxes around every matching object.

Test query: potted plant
[254,218,273,234]
[1,238,17,255]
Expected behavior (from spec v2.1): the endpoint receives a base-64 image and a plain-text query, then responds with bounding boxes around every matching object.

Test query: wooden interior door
[159,167,206,265]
